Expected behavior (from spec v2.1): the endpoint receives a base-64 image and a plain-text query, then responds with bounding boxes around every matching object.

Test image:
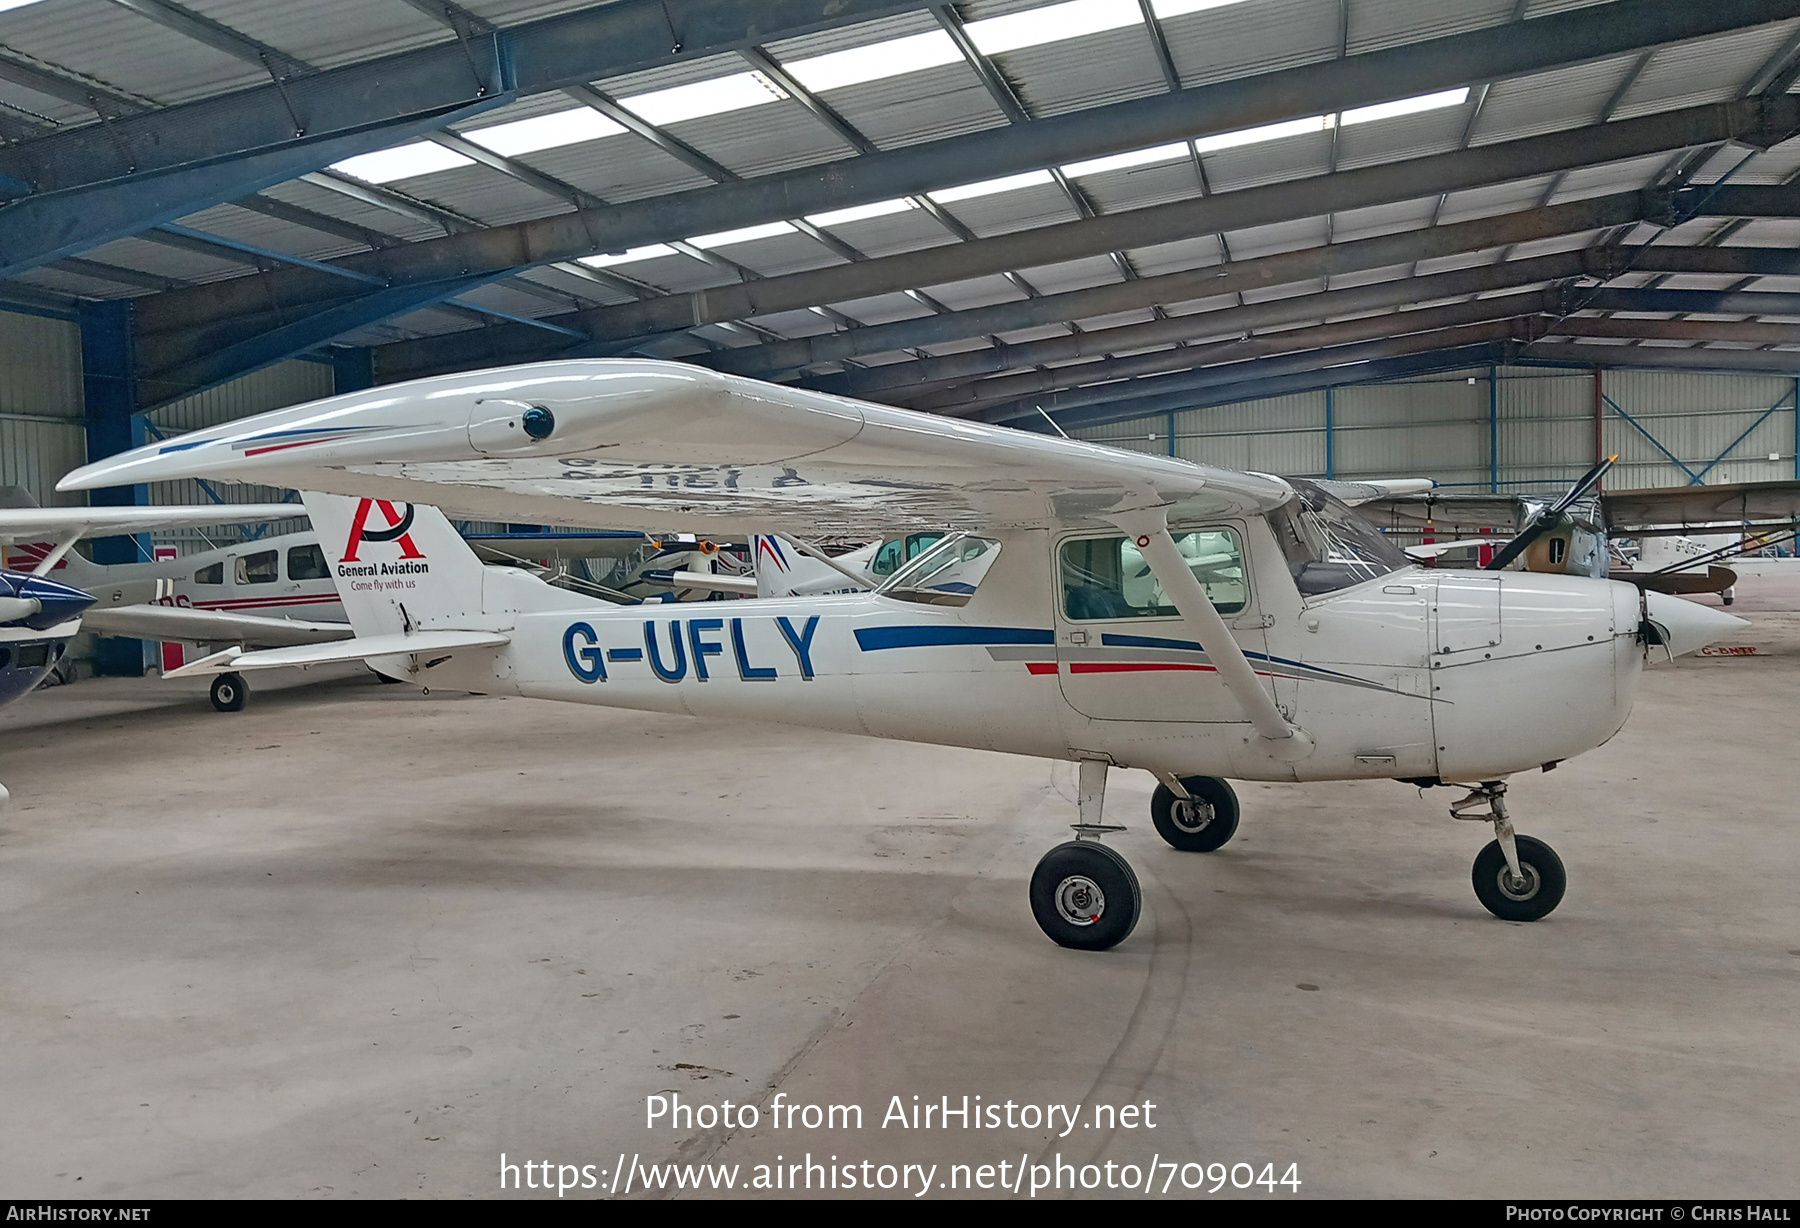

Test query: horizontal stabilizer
[83,604,351,647]
[164,629,509,678]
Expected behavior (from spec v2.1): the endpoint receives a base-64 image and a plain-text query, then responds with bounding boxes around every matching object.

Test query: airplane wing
[79,604,351,647]
[1403,537,1508,559]
[1600,480,1800,532]
[1307,478,1436,506]
[1357,493,1527,538]
[0,504,304,545]
[55,360,1292,536]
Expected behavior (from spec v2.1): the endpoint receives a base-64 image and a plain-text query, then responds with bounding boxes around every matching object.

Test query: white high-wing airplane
[58,360,1748,949]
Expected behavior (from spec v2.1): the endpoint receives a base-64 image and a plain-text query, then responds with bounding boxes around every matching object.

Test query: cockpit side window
[1060,529,1247,620]
[1268,480,1410,596]
[235,550,279,585]
[192,561,224,585]
[287,543,329,580]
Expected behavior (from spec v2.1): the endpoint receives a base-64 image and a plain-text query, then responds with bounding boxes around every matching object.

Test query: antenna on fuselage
[1036,407,1071,440]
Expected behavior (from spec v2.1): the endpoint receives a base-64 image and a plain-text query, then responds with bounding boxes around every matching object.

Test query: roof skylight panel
[578,244,680,268]
[687,221,800,249]
[785,30,965,92]
[328,142,474,184]
[1192,114,1334,153]
[1062,142,1191,178]
[1149,0,1255,17]
[929,169,1058,203]
[805,199,920,227]
[1340,87,1472,126]
[964,0,1144,56]
[464,108,625,157]
[619,71,788,127]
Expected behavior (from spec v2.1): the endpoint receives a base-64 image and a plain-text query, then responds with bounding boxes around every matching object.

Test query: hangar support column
[77,298,151,675]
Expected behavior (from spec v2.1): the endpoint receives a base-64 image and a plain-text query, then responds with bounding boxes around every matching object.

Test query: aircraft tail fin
[751,533,871,598]
[301,492,598,642]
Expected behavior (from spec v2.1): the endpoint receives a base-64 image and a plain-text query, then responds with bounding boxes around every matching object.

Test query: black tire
[1029,841,1142,951]
[1471,835,1566,921]
[210,672,247,713]
[373,671,405,685]
[1150,776,1240,852]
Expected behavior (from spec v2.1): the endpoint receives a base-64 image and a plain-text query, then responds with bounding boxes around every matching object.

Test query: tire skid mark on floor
[1039,856,1194,1169]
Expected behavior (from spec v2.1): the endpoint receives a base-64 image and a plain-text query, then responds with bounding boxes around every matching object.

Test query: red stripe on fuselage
[1067,662,1217,674]
[1024,661,1058,675]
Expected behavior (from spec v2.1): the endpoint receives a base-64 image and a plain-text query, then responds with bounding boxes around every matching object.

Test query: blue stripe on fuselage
[854,626,1054,651]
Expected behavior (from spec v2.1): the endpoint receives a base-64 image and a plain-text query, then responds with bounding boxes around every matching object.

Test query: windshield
[878,533,1002,606]
[1269,480,1410,596]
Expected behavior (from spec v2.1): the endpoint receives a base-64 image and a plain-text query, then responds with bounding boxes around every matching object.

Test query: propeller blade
[1483,455,1617,572]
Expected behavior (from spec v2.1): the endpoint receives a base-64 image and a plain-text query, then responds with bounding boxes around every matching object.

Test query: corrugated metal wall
[1074,364,1800,496]
[0,311,87,507]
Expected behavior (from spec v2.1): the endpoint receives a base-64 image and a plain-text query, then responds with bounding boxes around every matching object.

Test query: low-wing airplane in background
[0,500,318,799]
[4,507,349,712]
[60,360,1747,950]
[1362,470,1800,603]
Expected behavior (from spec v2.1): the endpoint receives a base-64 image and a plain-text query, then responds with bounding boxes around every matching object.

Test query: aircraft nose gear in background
[209,671,247,713]
[1150,774,1241,852]
[1450,780,1567,921]
[1030,759,1141,950]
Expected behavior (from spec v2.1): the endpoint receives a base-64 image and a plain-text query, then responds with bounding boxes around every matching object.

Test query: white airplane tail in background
[752,534,873,599]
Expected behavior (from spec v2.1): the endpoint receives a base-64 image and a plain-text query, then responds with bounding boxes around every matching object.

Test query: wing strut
[29,534,79,576]
[1112,511,1314,762]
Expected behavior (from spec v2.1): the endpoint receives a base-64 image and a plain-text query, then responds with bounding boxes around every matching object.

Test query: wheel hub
[1054,875,1106,926]
[1497,862,1540,901]
[1170,796,1214,834]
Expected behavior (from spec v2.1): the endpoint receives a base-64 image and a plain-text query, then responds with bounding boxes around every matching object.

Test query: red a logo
[341,499,425,562]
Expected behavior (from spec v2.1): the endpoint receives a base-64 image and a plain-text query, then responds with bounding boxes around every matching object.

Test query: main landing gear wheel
[210,671,247,713]
[1030,841,1142,951]
[1150,776,1240,852]
[1471,835,1566,922]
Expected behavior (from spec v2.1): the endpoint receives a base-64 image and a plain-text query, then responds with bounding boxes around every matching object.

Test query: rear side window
[1060,529,1247,620]
[287,544,329,580]
[193,562,224,585]
[235,550,278,585]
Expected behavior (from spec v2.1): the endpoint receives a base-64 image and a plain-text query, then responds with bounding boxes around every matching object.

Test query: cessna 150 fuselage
[59,360,1745,950]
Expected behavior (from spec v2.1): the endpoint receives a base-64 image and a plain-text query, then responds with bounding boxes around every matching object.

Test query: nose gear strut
[1448,780,1568,921]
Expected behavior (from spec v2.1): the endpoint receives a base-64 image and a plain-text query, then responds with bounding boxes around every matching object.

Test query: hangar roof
[4,0,1800,429]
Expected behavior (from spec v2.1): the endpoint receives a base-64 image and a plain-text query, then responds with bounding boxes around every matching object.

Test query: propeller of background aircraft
[1482,454,1617,573]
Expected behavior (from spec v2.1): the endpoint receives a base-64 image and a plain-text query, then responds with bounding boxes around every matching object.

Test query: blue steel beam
[1601,393,1706,483]
[0,1,932,198]
[1005,345,1512,434]
[1688,387,1796,484]
[0,101,508,278]
[132,3,1800,342]
[77,299,150,567]
[139,272,505,408]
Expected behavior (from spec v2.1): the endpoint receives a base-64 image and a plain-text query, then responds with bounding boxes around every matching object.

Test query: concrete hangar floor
[0,580,1795,1200]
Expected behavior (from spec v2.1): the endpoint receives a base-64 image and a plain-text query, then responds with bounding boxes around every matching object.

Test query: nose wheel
[1451,782,1566,921]
[1029,759,1142,950]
